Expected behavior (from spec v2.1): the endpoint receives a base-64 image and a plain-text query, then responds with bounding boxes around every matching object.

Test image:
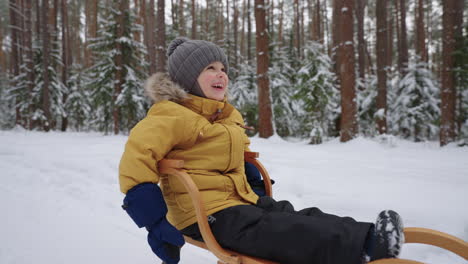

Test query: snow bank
[1,131,467,264]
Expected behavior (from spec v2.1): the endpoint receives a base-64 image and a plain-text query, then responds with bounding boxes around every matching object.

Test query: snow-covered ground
[1,130,467,264]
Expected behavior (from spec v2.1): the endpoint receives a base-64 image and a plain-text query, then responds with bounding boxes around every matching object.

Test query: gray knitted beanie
[167,37,229,98]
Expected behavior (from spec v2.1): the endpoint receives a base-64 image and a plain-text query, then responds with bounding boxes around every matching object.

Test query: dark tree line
[1,0,466,146]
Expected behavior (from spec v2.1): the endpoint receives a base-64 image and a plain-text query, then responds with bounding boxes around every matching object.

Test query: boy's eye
[207,66,214,70]
[221,68,226,72]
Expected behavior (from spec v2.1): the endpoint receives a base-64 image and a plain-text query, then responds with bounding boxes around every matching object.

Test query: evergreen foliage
[6,38,67,130]
[389,60,440,141]
[294,42,339,143]
[357,75,378,137]
[266,41,338,142]
[230,60,258,133]
[0,72,14,129]
[65,64,91,131]
[30,42,68,129]
[85,2,148,134]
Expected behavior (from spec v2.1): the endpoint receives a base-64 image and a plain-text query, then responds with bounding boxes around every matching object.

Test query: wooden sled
[158,152,468,264]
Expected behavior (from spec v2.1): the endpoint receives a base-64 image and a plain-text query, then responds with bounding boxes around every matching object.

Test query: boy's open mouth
[211,83,224,90]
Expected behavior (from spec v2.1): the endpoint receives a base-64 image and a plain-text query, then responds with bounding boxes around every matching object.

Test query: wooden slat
[369,259,424,264]
[185,236,278,264]
[158,159,185,173]
[244,152,273,197]
[404,227,468,260]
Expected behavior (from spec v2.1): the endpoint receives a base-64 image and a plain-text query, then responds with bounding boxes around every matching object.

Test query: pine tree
[85,1,148,134]
[230,60,258,133]
[30,39,68,130]
[269,45,295,137]
[357,74,378,137]
[0,72,14,129]
[291,41,339,143]
[65,64,91,131]
[390,61,440,141]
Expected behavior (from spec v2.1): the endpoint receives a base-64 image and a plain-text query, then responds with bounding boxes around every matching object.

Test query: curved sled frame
[158,152,468,264]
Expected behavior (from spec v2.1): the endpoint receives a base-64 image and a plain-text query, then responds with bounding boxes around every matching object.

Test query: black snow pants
[181,196,373,264]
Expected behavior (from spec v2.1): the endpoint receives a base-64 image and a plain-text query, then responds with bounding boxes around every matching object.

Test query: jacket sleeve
[232,108,252,152]
[119,115,197,194]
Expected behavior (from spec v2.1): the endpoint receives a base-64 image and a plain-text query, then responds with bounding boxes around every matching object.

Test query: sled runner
[158,152,468,264]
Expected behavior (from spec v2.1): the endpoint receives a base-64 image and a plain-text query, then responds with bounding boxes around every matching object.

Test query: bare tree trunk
[315,0,323,43]
[35,0,41,38]
[356,0,366,81]
[216,0,224,45]
[395,0,401,68]
[247,0,252,62]
[387,0,394,69]
[308,0,313,41]
[142,0,149,65]
[179,0,186,36]
[148,0,157,74]
[233,0,239,69]
[60,0,71,131]
[255,0,273,138]
[49,0,59,84]
[10,0,22,125]
[332,0,342,75]
[300,1,305,56]
[171,0,178,33]
[454,0,464,137]
[204,0,210,39]
[337,0,357,142]
[226,0,231,58]
[66,1,78,66]
[277,0,283,47]
[191,0,197,39]
[85,0,98,67]
[440,0,461,145]
[0,20,6,72]
[416,0,427,62]
[155,0,166,72]
[324,0,332,56]
[9,0,20,77]
[269,0,274,41]
[376,0,388,135]
[265,0,269,36]
[240,0,246,55]
[85,0,90,66]
[42,0,51,131]
[398,0,408,75]
[293,0,300,58]
[134,0,141,42]
[18,0,25,70]
[24,0,34,129]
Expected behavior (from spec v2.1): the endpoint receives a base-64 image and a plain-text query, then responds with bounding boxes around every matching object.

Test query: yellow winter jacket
[119,73,259,230]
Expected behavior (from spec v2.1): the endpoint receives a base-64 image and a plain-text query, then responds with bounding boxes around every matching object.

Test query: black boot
[369,210,405,261]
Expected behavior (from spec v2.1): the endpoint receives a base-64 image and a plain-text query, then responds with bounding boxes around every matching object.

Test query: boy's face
[197,61,228,101]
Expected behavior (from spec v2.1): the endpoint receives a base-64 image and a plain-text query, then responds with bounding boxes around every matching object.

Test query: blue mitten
[122,183,185,264]
[147,218,185,264]
[245,162,274,196]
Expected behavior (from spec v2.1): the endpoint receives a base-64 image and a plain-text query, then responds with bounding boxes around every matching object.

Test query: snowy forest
[0,0,467,146]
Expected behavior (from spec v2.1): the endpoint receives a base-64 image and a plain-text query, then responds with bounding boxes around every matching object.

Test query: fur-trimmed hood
[144,72,189,104]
